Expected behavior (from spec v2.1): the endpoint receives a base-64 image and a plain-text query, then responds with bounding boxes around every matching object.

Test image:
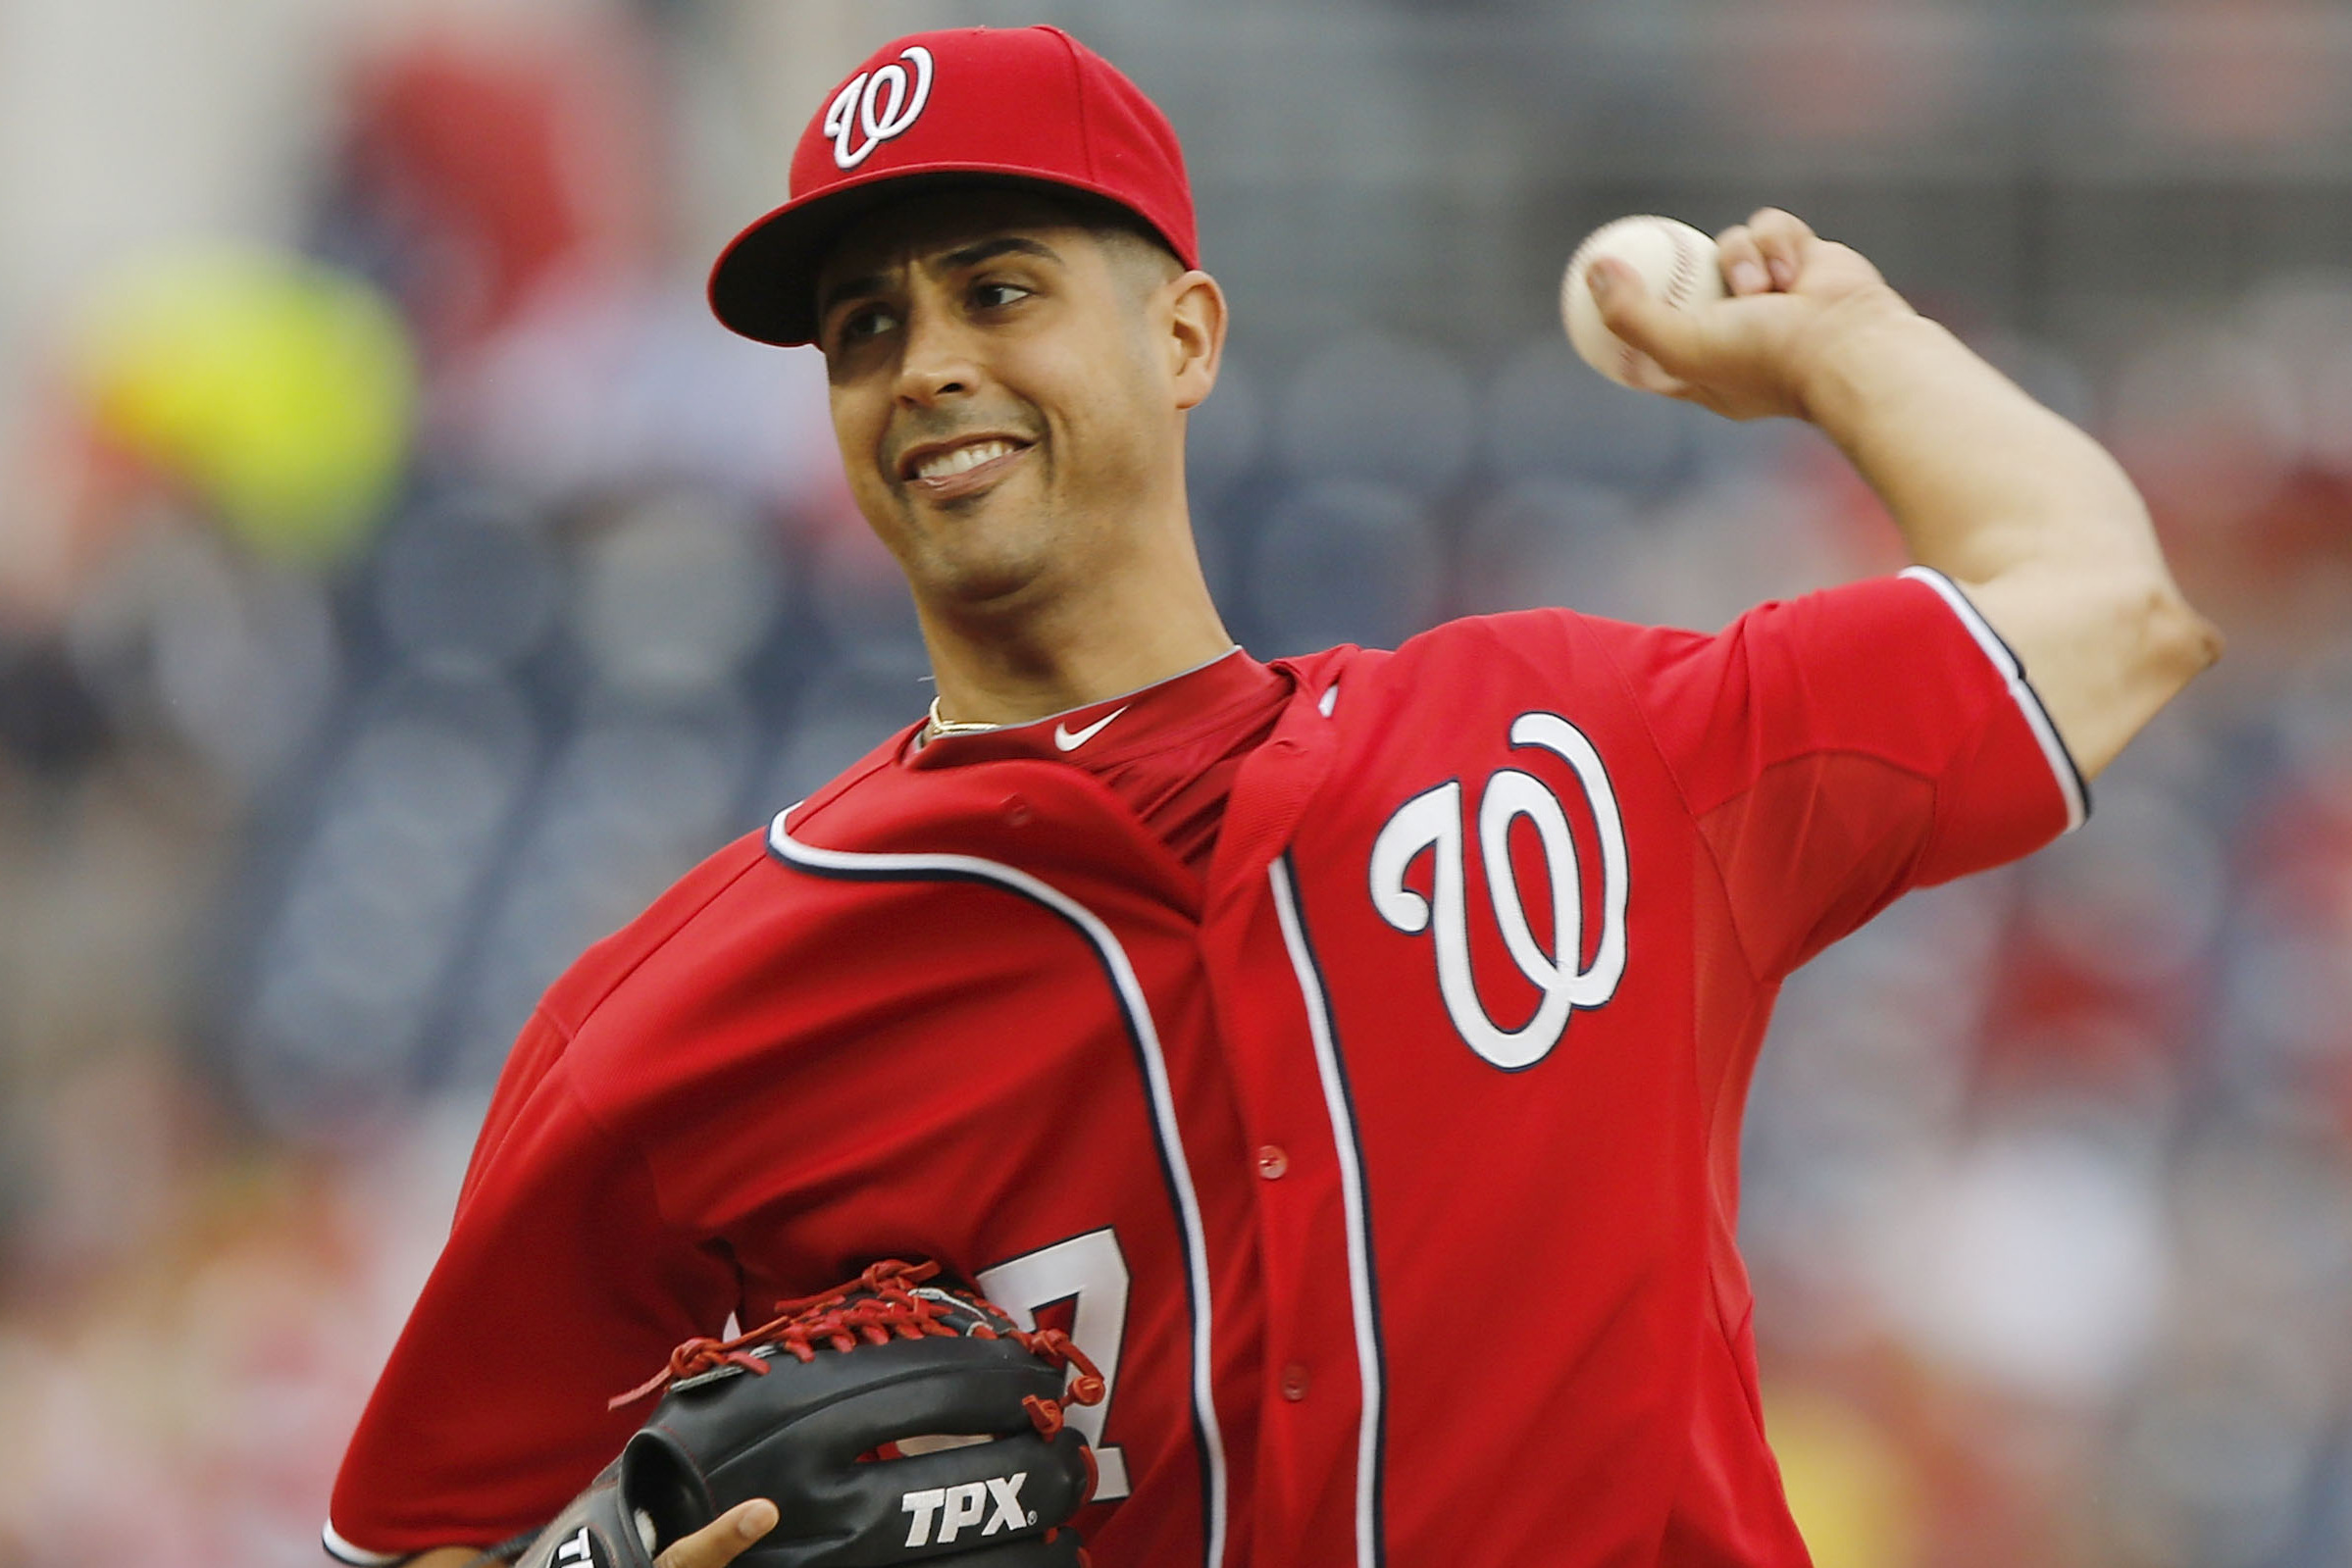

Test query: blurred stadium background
[3,0,2350,1563]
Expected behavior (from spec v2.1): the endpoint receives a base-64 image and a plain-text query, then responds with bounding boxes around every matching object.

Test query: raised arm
[1589,207,2221,779]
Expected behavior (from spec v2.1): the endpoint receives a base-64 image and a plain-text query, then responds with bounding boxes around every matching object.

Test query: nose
[893,297,983,410]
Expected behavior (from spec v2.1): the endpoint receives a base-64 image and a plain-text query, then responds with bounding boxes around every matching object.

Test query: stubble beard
[896,482,1074,619]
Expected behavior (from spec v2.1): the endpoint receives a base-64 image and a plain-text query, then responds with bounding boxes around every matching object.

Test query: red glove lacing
[608,1258,1107,1444]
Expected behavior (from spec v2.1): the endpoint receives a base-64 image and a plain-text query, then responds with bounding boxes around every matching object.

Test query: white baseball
[1560,216,1726,392]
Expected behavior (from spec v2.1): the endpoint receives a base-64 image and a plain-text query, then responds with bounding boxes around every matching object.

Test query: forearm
[1797,308,2220,777]
[1799,309,2159,586]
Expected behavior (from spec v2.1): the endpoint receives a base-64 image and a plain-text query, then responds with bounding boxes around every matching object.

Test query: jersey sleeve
[1588,566,2086,980]
[325,1007,740,1563]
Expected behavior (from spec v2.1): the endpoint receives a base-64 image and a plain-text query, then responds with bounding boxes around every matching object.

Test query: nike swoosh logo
[1053,706,1129,752]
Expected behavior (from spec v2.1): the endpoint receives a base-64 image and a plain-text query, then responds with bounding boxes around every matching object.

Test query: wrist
[1786,287,1933,430]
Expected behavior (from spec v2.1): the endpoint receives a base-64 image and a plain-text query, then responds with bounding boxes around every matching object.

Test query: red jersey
[328,568,2081,1568]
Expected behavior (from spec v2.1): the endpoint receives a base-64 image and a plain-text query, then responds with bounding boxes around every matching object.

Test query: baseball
[1560,215,1726,392]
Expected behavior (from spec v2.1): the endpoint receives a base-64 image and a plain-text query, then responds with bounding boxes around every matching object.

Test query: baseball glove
[515,1259,1106,1568]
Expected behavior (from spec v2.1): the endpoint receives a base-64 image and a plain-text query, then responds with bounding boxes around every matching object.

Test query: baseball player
[327,24,2218,1568]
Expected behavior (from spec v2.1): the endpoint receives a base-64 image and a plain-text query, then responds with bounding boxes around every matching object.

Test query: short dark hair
[1028,186,1187,275]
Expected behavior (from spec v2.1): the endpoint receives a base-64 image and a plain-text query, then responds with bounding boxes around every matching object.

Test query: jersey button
[1000,794,1033,826]
[1280,1362,1310,1401]
[1255,1144,1289,1180]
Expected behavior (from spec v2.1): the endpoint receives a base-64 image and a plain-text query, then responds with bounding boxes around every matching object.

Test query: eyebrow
[817,235,1065,325]
[937,235,1063,272]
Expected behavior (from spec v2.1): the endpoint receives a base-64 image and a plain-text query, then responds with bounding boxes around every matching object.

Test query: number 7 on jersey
[978,1228,1133,1500]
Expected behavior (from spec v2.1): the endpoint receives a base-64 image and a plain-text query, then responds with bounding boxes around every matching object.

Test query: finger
[1745,208,1816,290]
[655,1499,778,1568]
[1745,207,1816,246]
[1713,225,1770,297]
[1586,257,1705,379]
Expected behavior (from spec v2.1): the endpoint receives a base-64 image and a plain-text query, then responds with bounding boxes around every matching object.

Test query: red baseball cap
[708,25,1199,348]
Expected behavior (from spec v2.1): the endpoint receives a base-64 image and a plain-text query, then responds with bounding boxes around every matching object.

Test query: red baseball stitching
[1664,226,1698,310]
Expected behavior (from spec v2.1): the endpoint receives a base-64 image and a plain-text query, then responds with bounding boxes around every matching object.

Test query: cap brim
[708,168,1190,349]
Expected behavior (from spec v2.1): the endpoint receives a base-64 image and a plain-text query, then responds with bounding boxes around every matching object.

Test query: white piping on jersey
[1897,565,2089,834]
[320,1523,408,1566]
[769,807,1231,1568]
[1318,681,1340,717]
[1267,857,1384,1568]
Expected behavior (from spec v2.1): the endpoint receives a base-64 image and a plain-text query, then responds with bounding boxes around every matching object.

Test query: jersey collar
[905,647,1281,772]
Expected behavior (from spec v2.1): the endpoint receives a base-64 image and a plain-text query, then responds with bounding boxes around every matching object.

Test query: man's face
[813,191,1190,614]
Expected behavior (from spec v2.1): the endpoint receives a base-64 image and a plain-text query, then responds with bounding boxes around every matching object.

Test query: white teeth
[914,439,1017,481]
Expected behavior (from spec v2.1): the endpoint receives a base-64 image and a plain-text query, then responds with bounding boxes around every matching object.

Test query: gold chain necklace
[923,696,1003,741]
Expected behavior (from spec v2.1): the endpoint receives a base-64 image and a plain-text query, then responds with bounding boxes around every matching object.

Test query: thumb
[655,1498,778,1568]
[1586,258,1700,379]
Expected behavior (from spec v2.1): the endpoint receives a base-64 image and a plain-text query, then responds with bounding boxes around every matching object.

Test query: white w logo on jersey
[1369,711,1629,1069]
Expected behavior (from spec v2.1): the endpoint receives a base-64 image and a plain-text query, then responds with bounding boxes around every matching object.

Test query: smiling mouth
[897,436,1033,499]
[910,436,1021,480]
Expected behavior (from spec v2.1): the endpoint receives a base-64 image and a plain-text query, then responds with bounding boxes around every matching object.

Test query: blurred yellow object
[72,243,416,566]
[1766,1385,1923,1568]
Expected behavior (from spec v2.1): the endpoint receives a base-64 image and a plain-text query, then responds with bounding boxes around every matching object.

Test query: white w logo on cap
[824,45,936,170]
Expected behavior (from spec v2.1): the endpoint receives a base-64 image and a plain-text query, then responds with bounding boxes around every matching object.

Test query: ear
[1164,270,1226,412]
